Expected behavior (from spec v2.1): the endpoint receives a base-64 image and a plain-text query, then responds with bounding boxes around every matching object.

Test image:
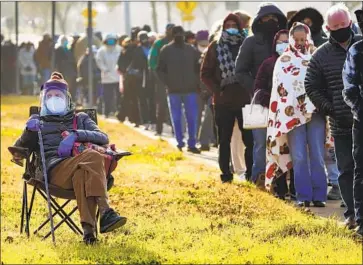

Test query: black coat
[235,4,287,96]
[15,112,109,176]
[305,33,363,136]
[157,42,200,94]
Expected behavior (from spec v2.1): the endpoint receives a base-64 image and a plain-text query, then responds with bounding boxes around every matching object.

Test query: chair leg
[28,185,37,219]
[36,189,82,236]
[24,182,30,237]
[20,182,26,234]
[42,206,78,240]
[34,199,71,235]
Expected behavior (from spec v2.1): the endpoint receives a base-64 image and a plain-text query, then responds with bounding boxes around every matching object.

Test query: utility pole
[87,1,94,107]
[51,2,56,71]
[124,0,131,35]
[15,1,19,94]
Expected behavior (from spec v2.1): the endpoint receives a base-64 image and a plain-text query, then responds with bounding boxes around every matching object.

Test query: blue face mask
[106,39,116,46]
[243,28,249,36]
[226,28,240,35]
[62,40,68,49]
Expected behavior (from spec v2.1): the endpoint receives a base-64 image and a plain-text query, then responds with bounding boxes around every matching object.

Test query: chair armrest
[114,150,132,161]
[8,146,30,167]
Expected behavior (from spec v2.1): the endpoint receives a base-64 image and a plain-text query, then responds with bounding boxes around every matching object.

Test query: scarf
[216,31,243,87]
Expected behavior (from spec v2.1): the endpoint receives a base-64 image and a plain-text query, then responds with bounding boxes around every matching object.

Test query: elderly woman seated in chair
[12,72,127,244]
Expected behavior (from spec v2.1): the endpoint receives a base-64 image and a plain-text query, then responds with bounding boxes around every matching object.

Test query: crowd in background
[1,2,363,236]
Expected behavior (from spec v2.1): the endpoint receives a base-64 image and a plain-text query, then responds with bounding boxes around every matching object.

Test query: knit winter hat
[196,30,209,45]
[41,72,68,91]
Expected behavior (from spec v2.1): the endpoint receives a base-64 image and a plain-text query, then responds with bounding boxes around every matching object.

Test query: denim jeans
[325,147,339,185]
[252,128,267,182]
[353,119,363,225]
[199,98,215,146]
[334,134,355,219]
[167,93,198,148]
[287,113,327,202]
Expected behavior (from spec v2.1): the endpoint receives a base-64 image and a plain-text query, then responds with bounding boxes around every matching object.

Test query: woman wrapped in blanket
[265,22,328,207]
[12,72,127,244]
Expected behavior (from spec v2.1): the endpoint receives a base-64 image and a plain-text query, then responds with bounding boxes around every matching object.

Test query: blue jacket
[15,112,109,176]
[342,40,363,121]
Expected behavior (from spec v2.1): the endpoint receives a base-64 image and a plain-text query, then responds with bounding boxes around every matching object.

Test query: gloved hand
[58,132,78,158]
[26,118,41,132]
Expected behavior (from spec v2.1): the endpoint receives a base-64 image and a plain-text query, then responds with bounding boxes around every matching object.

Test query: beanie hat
[223,13,242,31]
[196,30,209,46]
[41,72,68,91]
[131,27,141,41]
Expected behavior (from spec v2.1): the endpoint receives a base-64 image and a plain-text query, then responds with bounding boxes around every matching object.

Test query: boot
[255,173,266,191]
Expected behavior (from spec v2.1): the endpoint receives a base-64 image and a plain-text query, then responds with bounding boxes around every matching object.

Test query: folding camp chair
[11,106,131,243]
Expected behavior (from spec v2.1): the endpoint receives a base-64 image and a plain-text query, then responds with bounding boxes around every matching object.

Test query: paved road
[104,117,345,222]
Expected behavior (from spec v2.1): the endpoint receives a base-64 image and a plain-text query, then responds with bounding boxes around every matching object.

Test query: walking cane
[37,121,56,243]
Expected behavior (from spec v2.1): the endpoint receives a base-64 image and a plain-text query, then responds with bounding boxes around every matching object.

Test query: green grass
[1,96,362,264]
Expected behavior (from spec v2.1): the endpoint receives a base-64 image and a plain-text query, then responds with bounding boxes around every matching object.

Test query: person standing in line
[157,26,201,154]
[288,6,341,201]
[18,42,37,95]
[235,2,287,184]
[148,24,175,136]
[201,14,253,183]
[305,3,362,229]
[95,33,122,118]
[35,34,53,84]
[342,8,363,236]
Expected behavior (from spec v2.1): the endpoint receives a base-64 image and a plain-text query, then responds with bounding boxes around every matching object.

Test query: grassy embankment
[1,96,361,264]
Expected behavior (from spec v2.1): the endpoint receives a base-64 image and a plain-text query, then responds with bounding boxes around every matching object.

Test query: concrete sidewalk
[104,117,345,222]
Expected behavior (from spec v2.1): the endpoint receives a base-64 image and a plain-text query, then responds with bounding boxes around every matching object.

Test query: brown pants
[51,149,107,227]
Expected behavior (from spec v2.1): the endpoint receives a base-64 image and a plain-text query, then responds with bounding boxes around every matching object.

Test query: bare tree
[198,2,217,28]
[166,2,171,23]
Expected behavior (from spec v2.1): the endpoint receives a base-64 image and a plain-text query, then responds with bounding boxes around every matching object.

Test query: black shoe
[83,233,97,245]
[100,208,127,234]
[296,201,310,207]
[177,146,183,152]
[200,145,210,151]
[328,182,332,187]
[344,216,358,230]
[327,185,341,200]
[312,201,326,207]
[340,200,346,208]
[187,147,201,154]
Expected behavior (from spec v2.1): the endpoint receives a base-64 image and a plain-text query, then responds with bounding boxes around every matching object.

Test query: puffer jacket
[305,33,362,136]
[342,40,363,122]
[235,4,287,96]
[96,45,122,84]
[14,112,109,177]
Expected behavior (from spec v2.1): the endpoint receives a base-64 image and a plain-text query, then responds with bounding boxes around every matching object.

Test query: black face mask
[174,35,185,44]
[330,25,351,43]
[260,19,279,34]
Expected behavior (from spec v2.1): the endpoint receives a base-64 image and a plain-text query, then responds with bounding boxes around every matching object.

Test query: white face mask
[276,43,288,55]
[198,45,207,53]
[46,97,67,114]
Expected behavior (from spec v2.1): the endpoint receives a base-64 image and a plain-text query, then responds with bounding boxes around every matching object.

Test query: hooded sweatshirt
[254,29,289,107]
[288,7,328,48]
[201,13,249,110]
[235,4,287,96]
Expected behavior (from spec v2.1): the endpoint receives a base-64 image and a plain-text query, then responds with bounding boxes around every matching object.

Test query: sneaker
[344,216,358,230]
[237,174,247,183]
[327,185,341,200]
[296,201,310,207]
[100,208,127,234]
[312,201,326,207]
[200,145,210,151]
[187,147,201,154]
[83,233,97,245]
